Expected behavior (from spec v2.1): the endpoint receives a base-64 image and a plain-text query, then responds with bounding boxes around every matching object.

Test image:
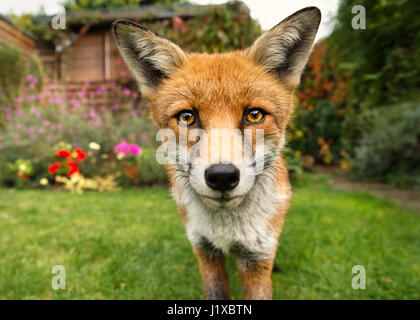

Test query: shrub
[137,148,168,186]
[0,42,42,108]
[329,0,420,108]
[289,99,346,165]
[353,100,420,188]
[289,41,354,167]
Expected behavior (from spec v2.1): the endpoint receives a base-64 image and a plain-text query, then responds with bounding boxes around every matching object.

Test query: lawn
[0,173,418,300]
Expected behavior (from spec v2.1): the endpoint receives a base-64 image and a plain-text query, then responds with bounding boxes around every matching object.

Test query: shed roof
[31,4,229,28]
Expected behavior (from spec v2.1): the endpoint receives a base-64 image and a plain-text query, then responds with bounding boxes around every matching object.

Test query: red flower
[67,161,80,177]
[57,149,71,158]
[74,147,86,161]
[48,163,61,175]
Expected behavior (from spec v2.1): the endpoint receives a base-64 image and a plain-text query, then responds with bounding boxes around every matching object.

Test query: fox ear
[113,20,186,96]
[247,7,321,88]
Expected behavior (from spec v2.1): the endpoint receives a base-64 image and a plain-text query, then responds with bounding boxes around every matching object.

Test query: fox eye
[245,108,265,124]
[176,110,196,127]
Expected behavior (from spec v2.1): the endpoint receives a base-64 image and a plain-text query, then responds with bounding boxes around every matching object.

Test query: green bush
[353,100,420,187]
[289,99,347,165]
[14,1,261,51]
[329,0,420,108]
[137,148,167,185]
[0,42,42,109]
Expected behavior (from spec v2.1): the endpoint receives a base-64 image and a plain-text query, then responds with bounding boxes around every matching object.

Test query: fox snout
[204,164,240,192]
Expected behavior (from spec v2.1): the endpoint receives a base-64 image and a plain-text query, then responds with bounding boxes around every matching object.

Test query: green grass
[0,174,419,299]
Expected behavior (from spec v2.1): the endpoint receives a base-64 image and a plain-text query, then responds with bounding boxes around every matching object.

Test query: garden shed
[0,14,35,52]
[32,4,229,84]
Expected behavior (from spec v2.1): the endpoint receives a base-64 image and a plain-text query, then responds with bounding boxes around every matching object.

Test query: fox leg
[237,258,274,300]
[232,243,275,300]
[193,239,230,300]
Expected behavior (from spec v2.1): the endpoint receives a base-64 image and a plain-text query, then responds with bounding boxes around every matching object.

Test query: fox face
[113,7,320,210]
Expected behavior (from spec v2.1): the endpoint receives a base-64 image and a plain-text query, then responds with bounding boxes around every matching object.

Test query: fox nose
[205,164,240,192]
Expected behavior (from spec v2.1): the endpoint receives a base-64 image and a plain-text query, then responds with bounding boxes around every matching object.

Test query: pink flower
[114,142,142,157]
[114,141,130,156]
[15,97,23,103]
[128,144,142,156]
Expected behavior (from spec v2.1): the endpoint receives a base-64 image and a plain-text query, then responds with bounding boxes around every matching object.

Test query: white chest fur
[172,170,291,257]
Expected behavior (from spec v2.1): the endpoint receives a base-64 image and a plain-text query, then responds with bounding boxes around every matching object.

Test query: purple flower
[122,88,132,96]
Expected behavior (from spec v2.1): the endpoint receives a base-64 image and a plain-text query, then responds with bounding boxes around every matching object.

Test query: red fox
[113,6,321,300]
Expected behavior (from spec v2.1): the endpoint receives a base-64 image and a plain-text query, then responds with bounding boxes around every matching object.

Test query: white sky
[0,0,339,42]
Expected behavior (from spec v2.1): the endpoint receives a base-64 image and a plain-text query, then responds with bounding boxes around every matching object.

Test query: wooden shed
[32,5,217,85]
[0,14,35,52]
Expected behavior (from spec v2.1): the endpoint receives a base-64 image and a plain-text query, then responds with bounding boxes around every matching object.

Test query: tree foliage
[329,0,420,107]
